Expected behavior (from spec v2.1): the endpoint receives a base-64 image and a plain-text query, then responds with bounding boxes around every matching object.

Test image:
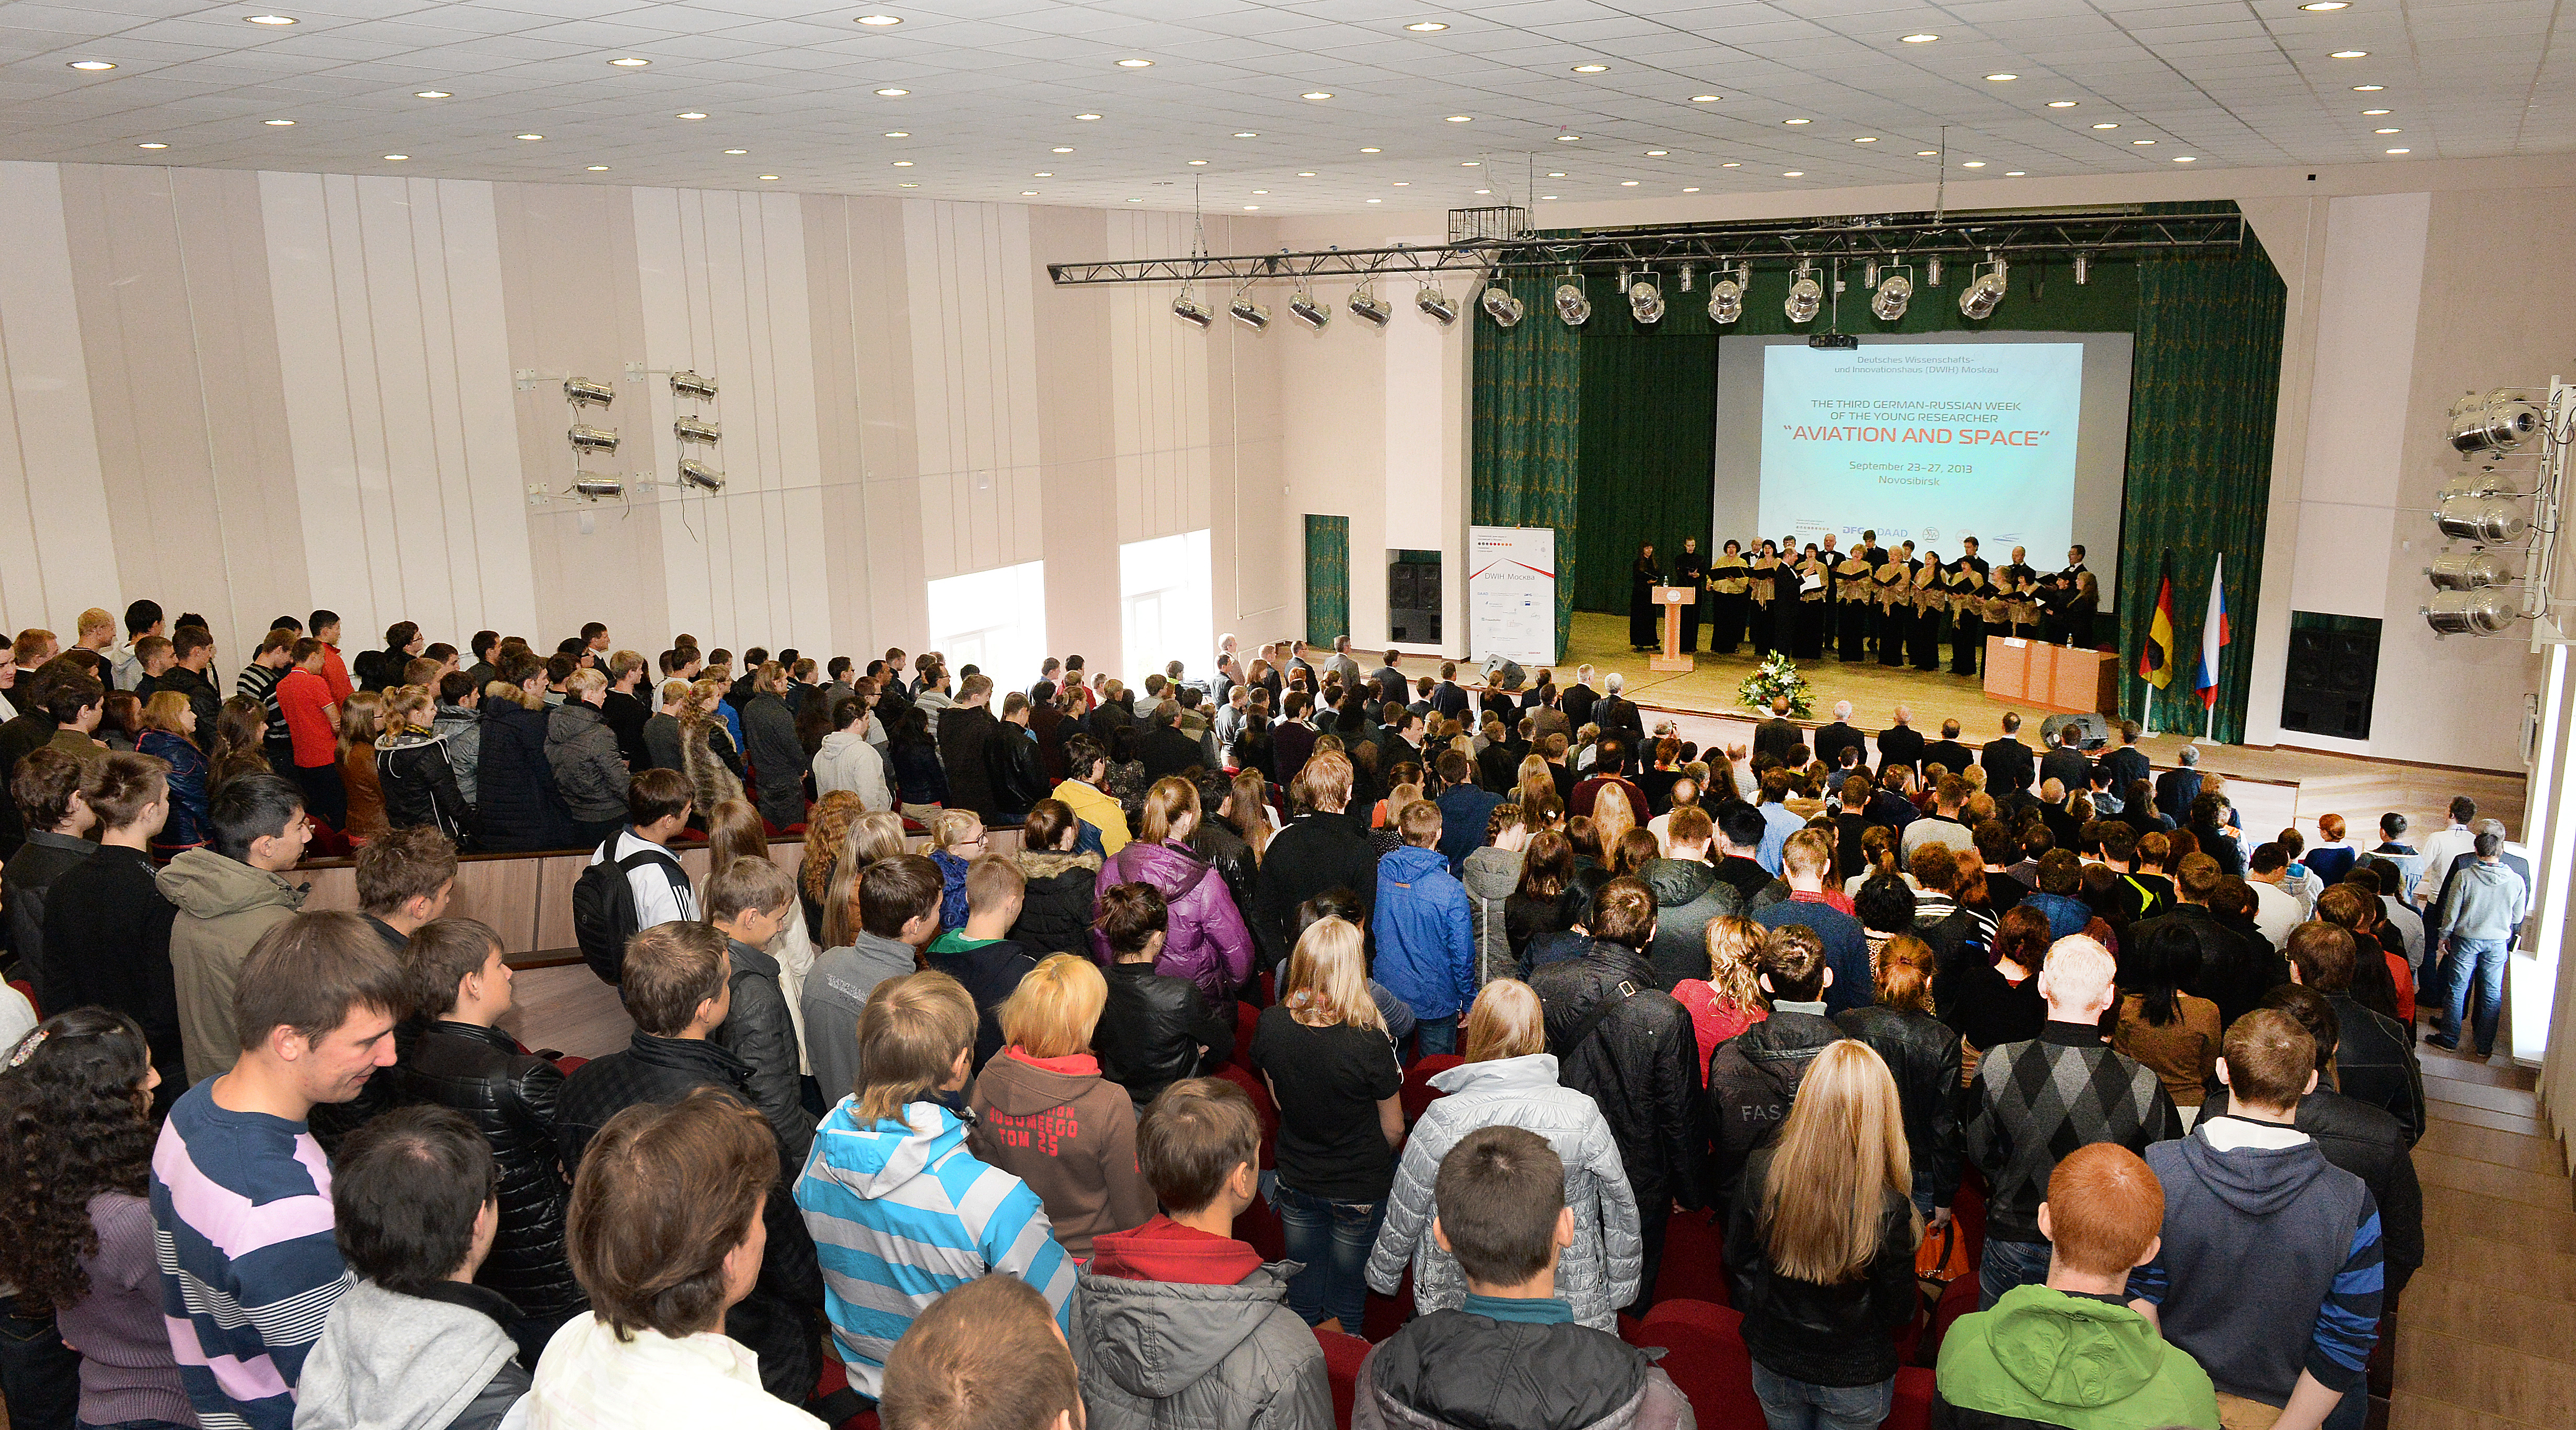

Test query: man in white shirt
[2244,844,2304,948]
[1901,774,1977,863]
[2412,797,2480,902]
[588,767,701,931]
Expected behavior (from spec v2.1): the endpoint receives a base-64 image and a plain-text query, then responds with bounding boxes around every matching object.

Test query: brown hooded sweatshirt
[968,1048,1155,1259]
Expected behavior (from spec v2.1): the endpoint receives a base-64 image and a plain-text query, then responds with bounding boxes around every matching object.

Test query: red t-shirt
[275,667,337,768]
[319,644,355,703]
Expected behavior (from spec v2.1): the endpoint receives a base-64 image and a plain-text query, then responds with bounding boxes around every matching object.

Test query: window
[925,561,1048,694]
[1120,529,1212,690]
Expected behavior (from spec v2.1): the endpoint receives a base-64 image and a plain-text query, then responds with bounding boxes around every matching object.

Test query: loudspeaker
[2279,618,2379,740]
[2038,712,2111,751]
[1388,556,1442,645]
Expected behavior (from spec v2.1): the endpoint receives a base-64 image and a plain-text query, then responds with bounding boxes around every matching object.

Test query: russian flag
[2194,553,2229,709]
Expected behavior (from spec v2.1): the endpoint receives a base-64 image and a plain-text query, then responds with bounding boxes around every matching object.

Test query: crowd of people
[0,599,2509,1430]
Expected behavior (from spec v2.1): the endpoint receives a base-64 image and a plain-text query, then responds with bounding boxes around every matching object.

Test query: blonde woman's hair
[1704,916,1767,1011]
[1138,776,1200,845]
[801,791,867,905]
[1592,781,1637,851]
[1464,980,1545,1062]
[998,954,1108,1059]
[142,690,196,740]
[1760,1040,1920,1284]
[854,971,976,1119]
[847,811,910,867]
[680,679,727,722]
[337,689,384,758]
[382,685,434,731]
[1281,917,1386,1034]
[930,806,983,851]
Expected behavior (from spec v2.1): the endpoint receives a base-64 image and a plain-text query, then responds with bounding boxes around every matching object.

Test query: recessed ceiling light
[265,118,296,126]
[2047,100,2078,108]
[609,56,650,66]
[858,14,902,24]
[1572,64,1608,73]
[1370,197,1385,202]
[1127,198,1142,202]
[899,182,917,187]
[515,133,542,140]
[1393,180,1408,186]
[68,60,116,70]
[2173,155,2195,162]
[1645,149,1666,155]
[1853,136,1876,143]
[1075,113,1101,120]
[1022,190,1038,195]
[245,15,296,25]
[2132,139,2155,145]
[1034,171,1052,177]
[1916,149,1937,156]
[760,174,780,180]
[416,91,450,98]
[2353,84,2383,90]
[2376,127,2400,134]
[886,131,910,138]
[724,148,748,155]
[139,142,168,149]
[1555,134,1580,142]
[1303,91,1333,99]
[1361,146,1380,153]
[1548,171,1565,177]
[1682,186,1700,193]
[679,112,709,120]
[1619,180,1638,186]
[1405,21,1447,31]
[2093,122,2119,129]
[893,159,912,166]
[2301,2,2348,8]
[1784,117,1810,124]
[1244,205,1259,210]
[1722,160,1740,167]
[1783,170,1803,177]
[1460,160,1479,166]
[2386,147,2409,154]
[2362,108,2390,115]
[1297,171,1315,176]
[588,165,610,171]
[1445,114,1472,122]
[1054,146,1075,153]
[1116,57,1154,67]
[1962,160,1985,167]
[1188,158,1208,165]
[2330,50,2366,59]
[1474,188,1491,193]
[2006,170,2026,176]
[1986,73,2017,82]
[1691,94,1721,102]
[1234,131,1258,137]
[875,87,908,96]
[1902,33,1938,43]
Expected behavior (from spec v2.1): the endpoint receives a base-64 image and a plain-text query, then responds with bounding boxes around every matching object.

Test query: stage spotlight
[563,376,616,409]
[1871,271,1913,320]
[1416,282,1457,324]
[670,370,718,401]
[567,424,620,453]
[2424,587,2516,636]
[679,459,725,492]
[1708,272,1743,325]
[1959,257,2007,319]
[1349,286,1393,326]
[1627,276,1665,325]
[1555,280,1592,327]
[1480,284,1524,328]
[1926,256,1943,287]
[2428,550,2510,590]
[673,416,722,445]
[572,478,626,500]
[1864,260,1880,290]
[1174,291,1216,328]
[2073,251,2090,286]
[2448,389,2542,453]
[1290,290,1331,329]
[2433,475,2529,543]
[1678,263,1694,293]
[1229,296,1271,330]
[1782,263,1822,324]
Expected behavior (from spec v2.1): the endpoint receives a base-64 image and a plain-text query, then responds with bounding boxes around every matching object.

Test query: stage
[1548,611,2523,849]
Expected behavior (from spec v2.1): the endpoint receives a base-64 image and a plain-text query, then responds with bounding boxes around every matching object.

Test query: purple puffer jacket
[1090,837,1254,1006]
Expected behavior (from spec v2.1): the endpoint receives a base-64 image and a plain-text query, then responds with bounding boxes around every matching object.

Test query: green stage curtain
[1576,324,1717,615]
[2115,229,2287,746]
[1469,274,1582,654]
[1304,514,1350,649]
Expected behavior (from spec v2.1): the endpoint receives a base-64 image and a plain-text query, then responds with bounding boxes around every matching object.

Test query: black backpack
[572,840,692,984]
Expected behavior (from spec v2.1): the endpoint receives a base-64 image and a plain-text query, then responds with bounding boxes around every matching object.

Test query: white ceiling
[1,1,2564,215]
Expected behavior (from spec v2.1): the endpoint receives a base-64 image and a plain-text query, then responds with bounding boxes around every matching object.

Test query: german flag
[2140,551,2177,689]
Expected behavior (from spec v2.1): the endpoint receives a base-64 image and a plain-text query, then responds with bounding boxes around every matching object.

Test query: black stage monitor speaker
[2038,712,2111,751]
[2280,613,2379,741]
[1388,550,1442,645]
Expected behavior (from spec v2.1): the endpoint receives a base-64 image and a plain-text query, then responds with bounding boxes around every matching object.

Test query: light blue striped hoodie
[795,1097,1075,1396]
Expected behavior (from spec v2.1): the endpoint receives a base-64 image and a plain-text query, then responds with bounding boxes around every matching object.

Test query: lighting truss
[1046,207,2246,287]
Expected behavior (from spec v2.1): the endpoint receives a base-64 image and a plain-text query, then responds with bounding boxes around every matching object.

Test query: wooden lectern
[1652,586,1698,672]
[1984,637,2118,714]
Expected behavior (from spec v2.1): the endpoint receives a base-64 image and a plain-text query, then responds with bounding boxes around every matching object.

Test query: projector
[1808,332,1858,350]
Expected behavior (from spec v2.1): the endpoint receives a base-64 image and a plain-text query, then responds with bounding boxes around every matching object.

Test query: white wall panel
[903,200,1043,580]
[0,161,121,637]
[1108,210,1212,546]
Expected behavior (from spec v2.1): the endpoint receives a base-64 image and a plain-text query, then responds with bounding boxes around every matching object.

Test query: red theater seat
[7,979,37,1020]
[1630,1300,1765,1429]
[1315,1325,1371,1428]
[1234,1187,1286,1262]
[1212,1062,1278,1169]
[1889,1366,1936,1430]
[1232,1001,1260,1072]
[1652,1207,1730,1307]
[1400,1055,1462,1123]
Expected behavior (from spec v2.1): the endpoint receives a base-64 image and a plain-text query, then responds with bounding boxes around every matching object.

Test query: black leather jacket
[476,702,576,852]
[1094,961,1236,1108]
[1727,1145,1920,1387]
[385,1021,585,1320]
[377,730,475,846]
[988,720,1050,815]
[1189,818,1258,925]
[1836,1004,1963,1210]
[710,938,813,1167]
[1707,1009,1848,1193]
[1009,850,1101,956]
[1529,939,1708,1210]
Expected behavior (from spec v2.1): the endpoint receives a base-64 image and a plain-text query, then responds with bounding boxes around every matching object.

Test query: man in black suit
[1923,718,1978,782]
[2155,746,2204,826]
[1591,673,1645,771]
[1873,705,1925,777]
[1369,650,1407,709]
[1980,710,2036,797]
[2039,723,2094,797]
[1811,700,1867,771]
[2099,719,2151,794]
[1752,695,1801,767]
[1430,663,1472,722]
[1561,666,1600,732]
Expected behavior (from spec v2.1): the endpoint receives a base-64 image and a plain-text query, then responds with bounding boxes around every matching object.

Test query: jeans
[1979,1237,2053,1310]
[0,1293,79,1430]
[1272,1182,1385,1330]
[2437,937,2508,1055]
[1415,1015,1458,1058]
[1749,1363,1894,1430]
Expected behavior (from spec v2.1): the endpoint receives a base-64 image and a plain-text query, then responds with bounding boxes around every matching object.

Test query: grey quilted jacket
[543,700,630,823]
[1364,1053,1642,1330]
[1073,1261,1333,1430]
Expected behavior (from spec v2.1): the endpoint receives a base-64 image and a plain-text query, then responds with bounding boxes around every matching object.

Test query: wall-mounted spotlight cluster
[2422,387,2567,637]
[668,370,723,491]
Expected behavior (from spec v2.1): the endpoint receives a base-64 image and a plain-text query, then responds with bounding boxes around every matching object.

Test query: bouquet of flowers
[1736,652,1814,720]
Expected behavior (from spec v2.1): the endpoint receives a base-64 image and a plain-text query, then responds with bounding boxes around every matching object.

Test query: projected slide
[1757,342,2084,557]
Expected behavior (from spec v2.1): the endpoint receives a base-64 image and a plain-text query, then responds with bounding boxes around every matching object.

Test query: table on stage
[1651,586,1698,672]
[1984,637,2117,715]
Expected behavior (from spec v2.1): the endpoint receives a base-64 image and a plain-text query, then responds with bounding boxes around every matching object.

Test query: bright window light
[1120,531,1214,691]
[926,561,1049,692]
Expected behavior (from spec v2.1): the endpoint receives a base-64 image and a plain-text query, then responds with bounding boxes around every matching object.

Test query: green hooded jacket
[1936,1284,2221,1430]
